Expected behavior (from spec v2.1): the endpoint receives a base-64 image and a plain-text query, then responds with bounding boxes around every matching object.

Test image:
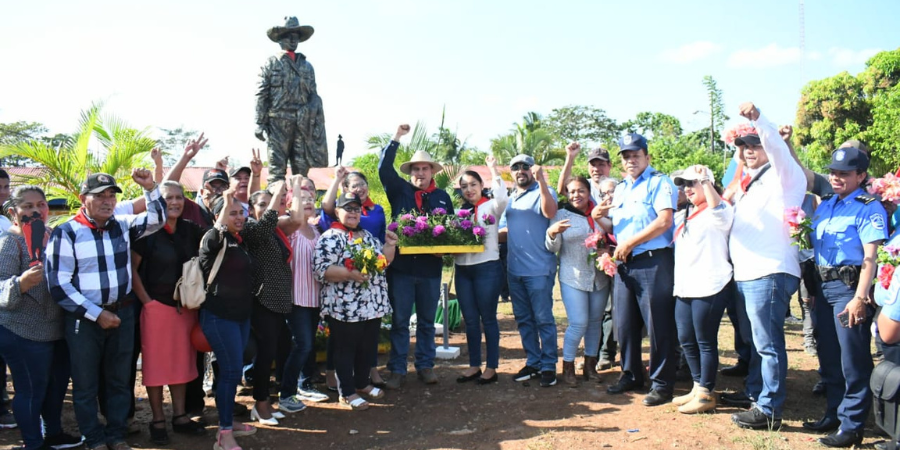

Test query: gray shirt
[545,208,610,292]
[0,233,64,342]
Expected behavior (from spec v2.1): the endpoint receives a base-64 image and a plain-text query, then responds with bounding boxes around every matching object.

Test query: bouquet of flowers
[314,321,330,352]
[388,208,491,248]
[878,244,900,290]
[343,237,388,288]
[784,206,813,250]
[868,173,900,204]
[584,231,616,276]
[723,123,757,146]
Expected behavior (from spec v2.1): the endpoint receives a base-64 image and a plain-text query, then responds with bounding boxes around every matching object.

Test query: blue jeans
[736,273,798,418]
[675,283,731,390]
[814,279,874,432]
[65,306,134,448]
[455,260,503,369]
[200,310,250,429]
[508,272,558,372]
[725,291,752,365]
[281,306,320,398]
[387,270,440,374]
[0,327,70,450]
[560,282,608,362]
[615,250,677,392]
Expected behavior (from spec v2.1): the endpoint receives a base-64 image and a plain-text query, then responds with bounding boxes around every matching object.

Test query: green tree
[543,105,619,147]
[0,121,48,166]
[0,104,157,223]
[864,83,900,175]
[490,113,564,166]
[621,112,683,139]
[157,127,207,166]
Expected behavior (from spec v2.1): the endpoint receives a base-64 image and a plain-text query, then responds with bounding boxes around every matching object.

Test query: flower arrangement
[596,253,618,277]
[584,231,616,276]
[784,206,813,250]
[723,123,757,146]
[388,208,491,248]
[314,321,330,352]
[878,244,900,290]
[343,237,388,288]
[868,173,900,204]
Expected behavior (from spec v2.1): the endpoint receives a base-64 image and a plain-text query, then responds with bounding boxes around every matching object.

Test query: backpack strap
[206,231,228,287]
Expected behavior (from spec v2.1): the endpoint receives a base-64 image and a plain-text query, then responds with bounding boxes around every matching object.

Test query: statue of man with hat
[255,16,328,182]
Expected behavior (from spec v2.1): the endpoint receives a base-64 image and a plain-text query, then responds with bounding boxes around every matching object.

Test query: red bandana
[361,197,376,216]
[285,51,296,61]
[73,209,109,231]
[414,180,437,212]
[330,221,360,240]
[274,227,293,264]
[740,173,752,193]
[472,197,490,222]
[232,233,243,244]
[163,223,175,235]
[583,200,596,232]
[674,204,709,240]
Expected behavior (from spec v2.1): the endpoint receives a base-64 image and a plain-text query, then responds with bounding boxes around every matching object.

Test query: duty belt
[816,265,861,289]
[625,247,672,264]
[101,298,134,312]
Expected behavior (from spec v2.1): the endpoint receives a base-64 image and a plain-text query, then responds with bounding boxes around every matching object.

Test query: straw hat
[399,150,444,175]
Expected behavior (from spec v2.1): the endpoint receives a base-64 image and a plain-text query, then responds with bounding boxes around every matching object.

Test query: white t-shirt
[455,176,509,266]
[729,113,807,282]
[673,203,734,298]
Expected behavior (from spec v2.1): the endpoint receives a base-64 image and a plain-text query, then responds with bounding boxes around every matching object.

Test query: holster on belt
[816,265,861,290]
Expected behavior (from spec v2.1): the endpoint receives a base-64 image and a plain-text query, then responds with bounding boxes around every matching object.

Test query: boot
[583,356,599,381]
[673,382,700,406]
[562,361,578,386]
[678,386,716,414]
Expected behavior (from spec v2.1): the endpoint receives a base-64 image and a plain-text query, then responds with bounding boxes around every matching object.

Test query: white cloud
[727,44,802,68]
[806,51,823,61]
[659,41,724,63]
[828,47,881,66]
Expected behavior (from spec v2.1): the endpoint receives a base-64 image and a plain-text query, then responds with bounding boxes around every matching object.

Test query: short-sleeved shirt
[501,181,558,277]
[610,165,677,256]
[812,187,889,267]
[811,172,835,197]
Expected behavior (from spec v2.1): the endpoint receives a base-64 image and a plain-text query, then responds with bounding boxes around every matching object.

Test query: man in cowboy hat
[379,124,453,389]
[255,16,328,182]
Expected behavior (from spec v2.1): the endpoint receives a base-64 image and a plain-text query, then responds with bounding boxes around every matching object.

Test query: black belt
[816,265,861,288]
[101,299,134,312]
[625,247,672,263]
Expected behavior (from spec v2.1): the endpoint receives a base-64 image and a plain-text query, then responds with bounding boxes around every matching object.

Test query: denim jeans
[0,327,70,450]
[725,292,752,365]
[675,283,731,390]
[387,270,440,375]
[615,250,677,393]
[455,260,503,369]
[814,279,874,432]
[200,309,250,429]
[735,273,799,418]
[281,306,320,398]
[559,282,608,362]
[65,306,134,448]
[508,272,558,372]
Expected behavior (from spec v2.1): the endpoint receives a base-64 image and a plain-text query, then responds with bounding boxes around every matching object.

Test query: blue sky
[1,0,897,168]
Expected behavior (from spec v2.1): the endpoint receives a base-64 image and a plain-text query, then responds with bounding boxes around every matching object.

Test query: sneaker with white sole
[278,395,307,413]
[296,386,329,403]
[0,411,17,429]
[43,432,85,449]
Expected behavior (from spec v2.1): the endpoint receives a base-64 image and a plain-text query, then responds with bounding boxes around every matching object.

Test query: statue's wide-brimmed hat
[400,151,444,175]
[267,16,314,43]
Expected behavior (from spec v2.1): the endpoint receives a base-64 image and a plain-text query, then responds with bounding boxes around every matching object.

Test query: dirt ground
[0,299,892,450]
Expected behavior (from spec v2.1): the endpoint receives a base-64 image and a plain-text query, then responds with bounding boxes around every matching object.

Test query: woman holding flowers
[314,193,398,410]
[670,165,733,414]
[804,146,888,447]
[545,176,610,386]
[454,156,508,385]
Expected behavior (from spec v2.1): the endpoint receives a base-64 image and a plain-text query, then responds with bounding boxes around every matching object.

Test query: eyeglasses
[207,183,227,194]
[340,206,362,213]
[511,163,531,171]
[347,182,368,190]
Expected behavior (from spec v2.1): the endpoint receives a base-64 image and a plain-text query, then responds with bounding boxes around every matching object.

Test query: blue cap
[618,133,648,152]
[828,147,869,172]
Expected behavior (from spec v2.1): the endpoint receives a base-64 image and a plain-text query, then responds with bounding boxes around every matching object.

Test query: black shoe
[149,420,170,446]
[818,430,864,448]
[539,370,557,387]
[310,373,327,384]
[642,389,672,406]
[606,376,643,394]
[720,392,754,409]
[732,407,782,430]
[802,416,840,432]
[813,380,827,396]
[720,361,749,377]
[42,432,84,449]
[172,414,208,436]
[456,369,482,383]
[513,366,540,382]
[476,373,499,385]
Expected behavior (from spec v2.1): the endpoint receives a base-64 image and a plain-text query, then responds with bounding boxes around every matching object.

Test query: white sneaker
[296,386,329,403]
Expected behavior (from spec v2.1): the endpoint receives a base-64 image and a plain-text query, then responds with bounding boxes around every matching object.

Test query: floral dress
[313,229,391,323]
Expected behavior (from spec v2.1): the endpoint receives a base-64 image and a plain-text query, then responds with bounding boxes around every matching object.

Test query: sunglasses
[511,163,532,171]
[340,205,362,213]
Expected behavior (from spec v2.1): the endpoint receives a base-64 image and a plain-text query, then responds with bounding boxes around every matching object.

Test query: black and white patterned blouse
[313,228,391,323]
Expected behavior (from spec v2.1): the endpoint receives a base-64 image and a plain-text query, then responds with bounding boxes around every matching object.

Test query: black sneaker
[732,406,782,430]
[43,432,84,449]
[539,370,557,387]
[720,391,754,409]
[513,366,540,382]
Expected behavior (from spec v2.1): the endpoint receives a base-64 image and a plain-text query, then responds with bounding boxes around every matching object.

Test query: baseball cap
[839,139,870,155]
[672,165,716,187]
[230,166,252,178]
[828,147,869,172]
[336,192,363,209]
[618,133,648,152]
[733,133,761,147]
[80,173,123,195]
[509,154,535,167]
[202,169,229,185]
[587,147,610,163]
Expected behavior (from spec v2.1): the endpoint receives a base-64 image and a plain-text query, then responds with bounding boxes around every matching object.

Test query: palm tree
[490,116,564,166]
[0,103,157,223]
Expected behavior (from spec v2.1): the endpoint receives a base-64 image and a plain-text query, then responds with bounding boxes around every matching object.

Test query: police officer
[805,146,888,447]
[593,132,678,406]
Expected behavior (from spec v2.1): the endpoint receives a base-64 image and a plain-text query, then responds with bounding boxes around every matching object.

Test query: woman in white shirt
[454,156,508,385]
[671,165,734,414]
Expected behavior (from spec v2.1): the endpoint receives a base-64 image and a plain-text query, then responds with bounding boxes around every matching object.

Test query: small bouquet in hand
[875,243,900,306]
[868,173,900,204]
[584,231,616,276]
[596,253,618,277]
[343,237,388,288]
[784,207,813,250]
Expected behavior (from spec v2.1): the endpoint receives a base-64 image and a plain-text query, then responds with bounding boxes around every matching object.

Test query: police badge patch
[623,135,633,146]
[871,213,886,230]
[835,150,845,162]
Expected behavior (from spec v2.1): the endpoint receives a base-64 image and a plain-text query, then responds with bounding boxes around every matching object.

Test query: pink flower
[457,209,471,218]
[887,245,900,258]
[783,206,806,227]
[482,214,496,225]
[387,222,399,232]
[432,207,447,215]
[868,173,900,204]
[724,123,757,145]
[432,225,446,237]
[584,231,604,249]
[596,253,618,277]
[879,264,896,290]
[472,226,486,237]
[460,219,473,230]
[400,213,414,221]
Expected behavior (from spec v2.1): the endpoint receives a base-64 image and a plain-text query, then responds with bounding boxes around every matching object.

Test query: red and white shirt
[290,227,320,307]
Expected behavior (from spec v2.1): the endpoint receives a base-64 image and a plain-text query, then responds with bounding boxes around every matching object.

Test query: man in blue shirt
[500,154,559,387]
[594,133,678,406]
[379,124,454,389]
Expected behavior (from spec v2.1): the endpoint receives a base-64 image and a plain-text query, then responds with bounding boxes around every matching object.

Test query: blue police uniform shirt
[811,187,889,267]
[499,181,558,277]
[610,165,677,256]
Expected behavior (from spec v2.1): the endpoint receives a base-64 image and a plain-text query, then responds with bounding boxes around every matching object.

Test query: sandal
[149,420,169,446]
[230,422,257,437]
[339,396,370,411]
[214,429,241,450]
[172,414,208,436]
[357,386,384,399]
